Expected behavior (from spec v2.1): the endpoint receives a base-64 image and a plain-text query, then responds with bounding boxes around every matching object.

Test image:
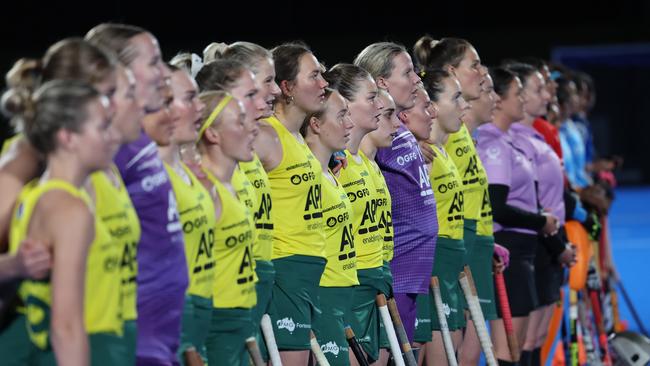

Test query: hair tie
[198,94,233,139]
[190,53,204,79]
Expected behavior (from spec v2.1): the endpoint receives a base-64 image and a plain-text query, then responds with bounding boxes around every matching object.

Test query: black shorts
[494,231,539,317]
[534,236,564,307]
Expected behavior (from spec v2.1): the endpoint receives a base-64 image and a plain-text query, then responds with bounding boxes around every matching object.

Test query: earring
[286,95,294,104]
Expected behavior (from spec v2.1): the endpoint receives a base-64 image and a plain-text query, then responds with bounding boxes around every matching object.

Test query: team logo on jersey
[443,302,451,316]
[277,317,296,333]
[486,146,501,161]
[321,341,340,356]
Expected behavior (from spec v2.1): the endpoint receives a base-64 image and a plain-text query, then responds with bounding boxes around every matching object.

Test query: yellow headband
[198,94,233,139]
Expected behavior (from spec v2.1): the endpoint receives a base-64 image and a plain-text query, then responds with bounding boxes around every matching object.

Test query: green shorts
[468,235,497,320]
[313,286,354,366]
[0,313,54,365]
[178,294,212,364]
[121,320,137,366]
[378,261,393,349]
[90,331,127,366]
[205,307,253,366]
[349,266,384,362]
[430,237,466,331]
[251,260,275,361]
[414,293,432,343]
[268,255,326,350]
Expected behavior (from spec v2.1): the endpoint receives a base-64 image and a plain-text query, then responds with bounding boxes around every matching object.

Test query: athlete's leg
[377,349,390,366]
[413,342,427,366]
[491,316,529,362]
[523,307,544,350]
[458,316,481,366]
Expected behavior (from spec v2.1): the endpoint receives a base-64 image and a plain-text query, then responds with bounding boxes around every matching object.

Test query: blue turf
[609,186,650,333]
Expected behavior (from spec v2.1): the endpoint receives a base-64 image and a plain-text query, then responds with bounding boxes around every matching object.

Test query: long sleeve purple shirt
[510,122,565,225]
[114,131,188,364]
[376,122,438,294]
[476,123,539,235]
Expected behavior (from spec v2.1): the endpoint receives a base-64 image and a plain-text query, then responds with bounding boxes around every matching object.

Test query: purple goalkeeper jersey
[114,131,188,364]
[376,122,438,294]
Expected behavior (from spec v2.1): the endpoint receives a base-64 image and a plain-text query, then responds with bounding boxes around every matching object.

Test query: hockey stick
[386,297,418,366]
[182,347,205,366]
[260,314,283,366]
[430,276,458,366]
[377,294,406,366]
[245,337,266,366]
[310,330,331,366]
[458,266,497,366]
[494,271,520,362]
[345,325,370,366]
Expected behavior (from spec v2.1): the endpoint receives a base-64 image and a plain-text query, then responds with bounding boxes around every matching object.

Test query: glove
[493,243,510,269]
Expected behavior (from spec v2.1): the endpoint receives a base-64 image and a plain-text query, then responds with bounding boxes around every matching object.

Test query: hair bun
[203,42,229,64]
[2,58,41,118]
[1,87,33,117]
[5,58,42,89]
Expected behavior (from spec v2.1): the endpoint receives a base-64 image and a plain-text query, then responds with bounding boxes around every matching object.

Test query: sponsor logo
[141,170,169,192]
[455,145,470,157]
[321,341,340,356]
[252,179,266,188]
[225,230,252,248]
[415,318,431,328]
[326,211,349,227]
[437,180,460,194]
[443,303,451,316]
[290,172,316,185]
[396,151,419,166]
[183,215,208,234]
[277,317,296,333]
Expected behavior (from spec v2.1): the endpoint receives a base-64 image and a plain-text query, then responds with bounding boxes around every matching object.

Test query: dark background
[2,0,649,184]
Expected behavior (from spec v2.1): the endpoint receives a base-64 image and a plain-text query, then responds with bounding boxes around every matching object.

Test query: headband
[198,94,233,139]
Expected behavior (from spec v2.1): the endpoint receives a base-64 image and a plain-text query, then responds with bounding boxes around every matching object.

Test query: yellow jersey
[338,150,382,269]
[428,145,464,239]
[444,123,494,236]
[90,167,141,323]
[165,162,217,299]
[239,154,273,262]
[364,157,394,262]
[10,180,93,349]
[320,171,358,287]
[205,170,257,309]
[264,116,325,259]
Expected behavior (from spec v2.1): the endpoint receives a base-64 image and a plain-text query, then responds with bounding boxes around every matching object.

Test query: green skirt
[178,294,212,364]
[313,286,355,366]
[205,307,253,366]
[268,255,326,350]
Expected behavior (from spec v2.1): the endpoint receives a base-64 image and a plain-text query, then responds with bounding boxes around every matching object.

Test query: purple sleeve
[478,140,511,187]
